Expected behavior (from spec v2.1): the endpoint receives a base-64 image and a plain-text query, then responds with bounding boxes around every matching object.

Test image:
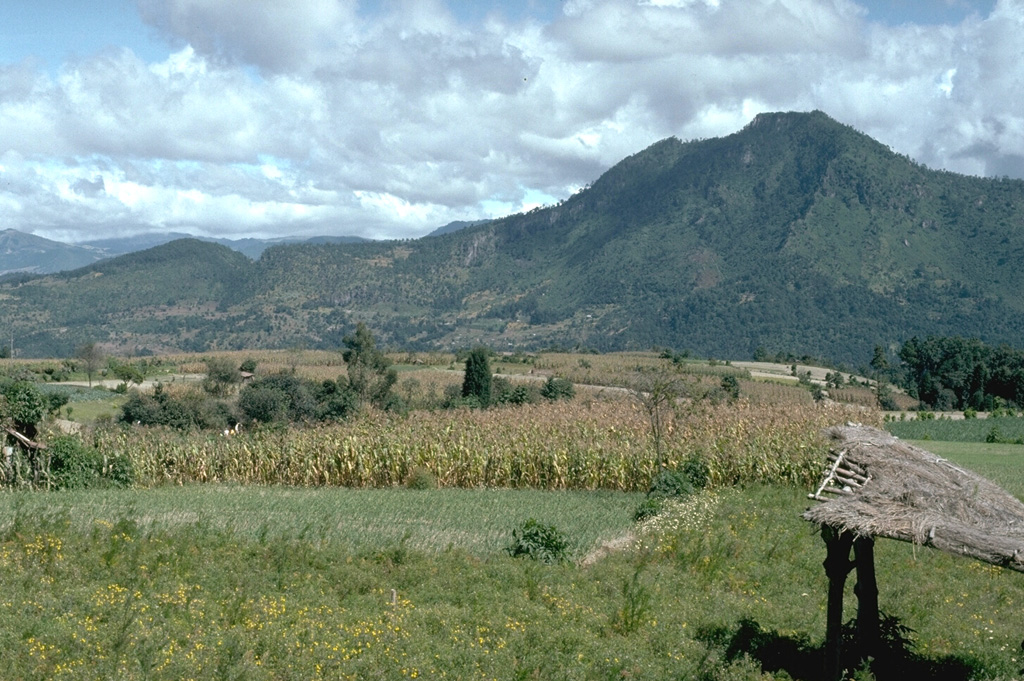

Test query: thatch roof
[803,424,1024,573]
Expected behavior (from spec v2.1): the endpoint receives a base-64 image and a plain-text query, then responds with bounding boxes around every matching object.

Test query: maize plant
[91,399,878,490]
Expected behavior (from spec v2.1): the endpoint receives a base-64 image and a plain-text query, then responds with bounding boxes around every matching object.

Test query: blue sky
[0,0,1017,242]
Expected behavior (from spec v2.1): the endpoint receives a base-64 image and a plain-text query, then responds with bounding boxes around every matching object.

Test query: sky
[0,0,1018,243]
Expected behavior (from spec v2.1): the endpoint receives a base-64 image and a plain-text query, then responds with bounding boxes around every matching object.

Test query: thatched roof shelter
[804,423,1024,571]
[802,423,1024,680]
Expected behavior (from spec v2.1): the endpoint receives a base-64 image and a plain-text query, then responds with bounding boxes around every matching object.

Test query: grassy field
[2,483,1022,680]
[888,417,1024,444]
[0,486,643,559]
[903,440,1024,499]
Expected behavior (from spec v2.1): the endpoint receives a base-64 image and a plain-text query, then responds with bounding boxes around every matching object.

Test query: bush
[120,385,231,431]
[680,456,711,491]
[238,385,291,424]
[648,468,695,498]
[720,375,740,401]
[1,380,45,435]
[505,519,569,564]
[638,456,710,522]
[46,435,132,489]
[633,496,664,523]
[491,376,538,406]
[540,376,575,401]
[404,465,437,490]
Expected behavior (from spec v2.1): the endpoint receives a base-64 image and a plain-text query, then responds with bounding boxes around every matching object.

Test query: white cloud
[0,0,1021,242]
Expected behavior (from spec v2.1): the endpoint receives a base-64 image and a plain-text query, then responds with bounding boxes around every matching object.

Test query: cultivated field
[2,351,1022,680]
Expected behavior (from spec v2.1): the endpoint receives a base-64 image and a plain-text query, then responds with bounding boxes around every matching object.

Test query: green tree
[108,359,144,387]
[342,323,399,410]
[461,347,493,407]
[203,357,242,396]
[540,376,575,401]
[720,375,740,401]
[0,380,45,440]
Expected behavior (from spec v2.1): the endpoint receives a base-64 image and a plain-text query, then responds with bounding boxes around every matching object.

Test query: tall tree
[461,347,492,407]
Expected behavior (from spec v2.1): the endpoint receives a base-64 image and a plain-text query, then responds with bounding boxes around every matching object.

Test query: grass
[904,440,1024,499]
[887,416,1024,444]
[0,486,643,560]
[2,484,1022,680]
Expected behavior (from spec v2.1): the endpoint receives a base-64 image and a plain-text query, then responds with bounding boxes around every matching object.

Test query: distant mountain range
[3,110,1024,366]
[0,221,488,276]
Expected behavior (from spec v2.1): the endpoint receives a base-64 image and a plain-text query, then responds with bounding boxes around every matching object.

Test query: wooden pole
[854,535,880,662]
[822,524,855,681]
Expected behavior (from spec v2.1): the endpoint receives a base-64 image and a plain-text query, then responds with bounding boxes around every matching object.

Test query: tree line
[886,336,1024,411]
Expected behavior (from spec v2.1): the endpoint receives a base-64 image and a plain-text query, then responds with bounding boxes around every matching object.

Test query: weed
[610,563,653,634]
[404,465,437,490]
[505,518,569,564]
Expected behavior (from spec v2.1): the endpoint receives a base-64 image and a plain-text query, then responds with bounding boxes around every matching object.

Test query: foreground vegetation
[2,481,1022,680]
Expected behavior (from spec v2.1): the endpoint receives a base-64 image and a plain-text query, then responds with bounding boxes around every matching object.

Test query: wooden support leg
[822,525,855,681]
[854,536,880,662]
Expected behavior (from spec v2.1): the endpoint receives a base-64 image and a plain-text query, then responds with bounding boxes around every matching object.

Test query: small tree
[108,359,144,387]
[461,347,492,407]
[75,342,105,387]
[540,376,575,401]
[0,380,45,440]
[870,345,891,382]
[629,372,685,471]
[203,357,242,396]
[342,323,399,410]
[720,375,740,401]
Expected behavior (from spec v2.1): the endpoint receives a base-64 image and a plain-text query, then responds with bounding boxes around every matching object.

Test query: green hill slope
[3,111,1024,363]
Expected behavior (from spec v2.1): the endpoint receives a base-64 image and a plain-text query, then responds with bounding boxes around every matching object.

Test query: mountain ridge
[3,110,1024,364]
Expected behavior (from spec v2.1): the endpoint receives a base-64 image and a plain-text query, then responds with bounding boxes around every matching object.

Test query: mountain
[0,229,107,275]
[79,232,370,260]
[425,220,491,237]
[4,110,1024,364]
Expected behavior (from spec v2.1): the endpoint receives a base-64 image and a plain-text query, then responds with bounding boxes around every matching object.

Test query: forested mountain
[4,110,1024,364]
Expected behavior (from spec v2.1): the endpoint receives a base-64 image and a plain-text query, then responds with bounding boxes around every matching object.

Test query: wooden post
[822,524,854,681]
[854,535,880,662]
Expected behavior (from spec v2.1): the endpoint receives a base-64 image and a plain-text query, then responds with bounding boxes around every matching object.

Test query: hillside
[3,110,1024,363]
[0,229,106,275]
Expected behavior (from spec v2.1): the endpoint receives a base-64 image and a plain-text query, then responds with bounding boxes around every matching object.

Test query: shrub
[1,380,45,435]
[680,455,711,491]
[120,385,231,431]
[238,385,291,424]
[633,496,664,523]
[46,435,132,489]
[720,375,740,401]
[505,519,569,564]
[404,465,437,490]
[540,376,575,401]
[648,468,694,498]
[491,376,538,406]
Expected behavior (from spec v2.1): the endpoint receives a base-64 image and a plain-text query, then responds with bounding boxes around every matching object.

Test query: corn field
[92,400,879,491]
